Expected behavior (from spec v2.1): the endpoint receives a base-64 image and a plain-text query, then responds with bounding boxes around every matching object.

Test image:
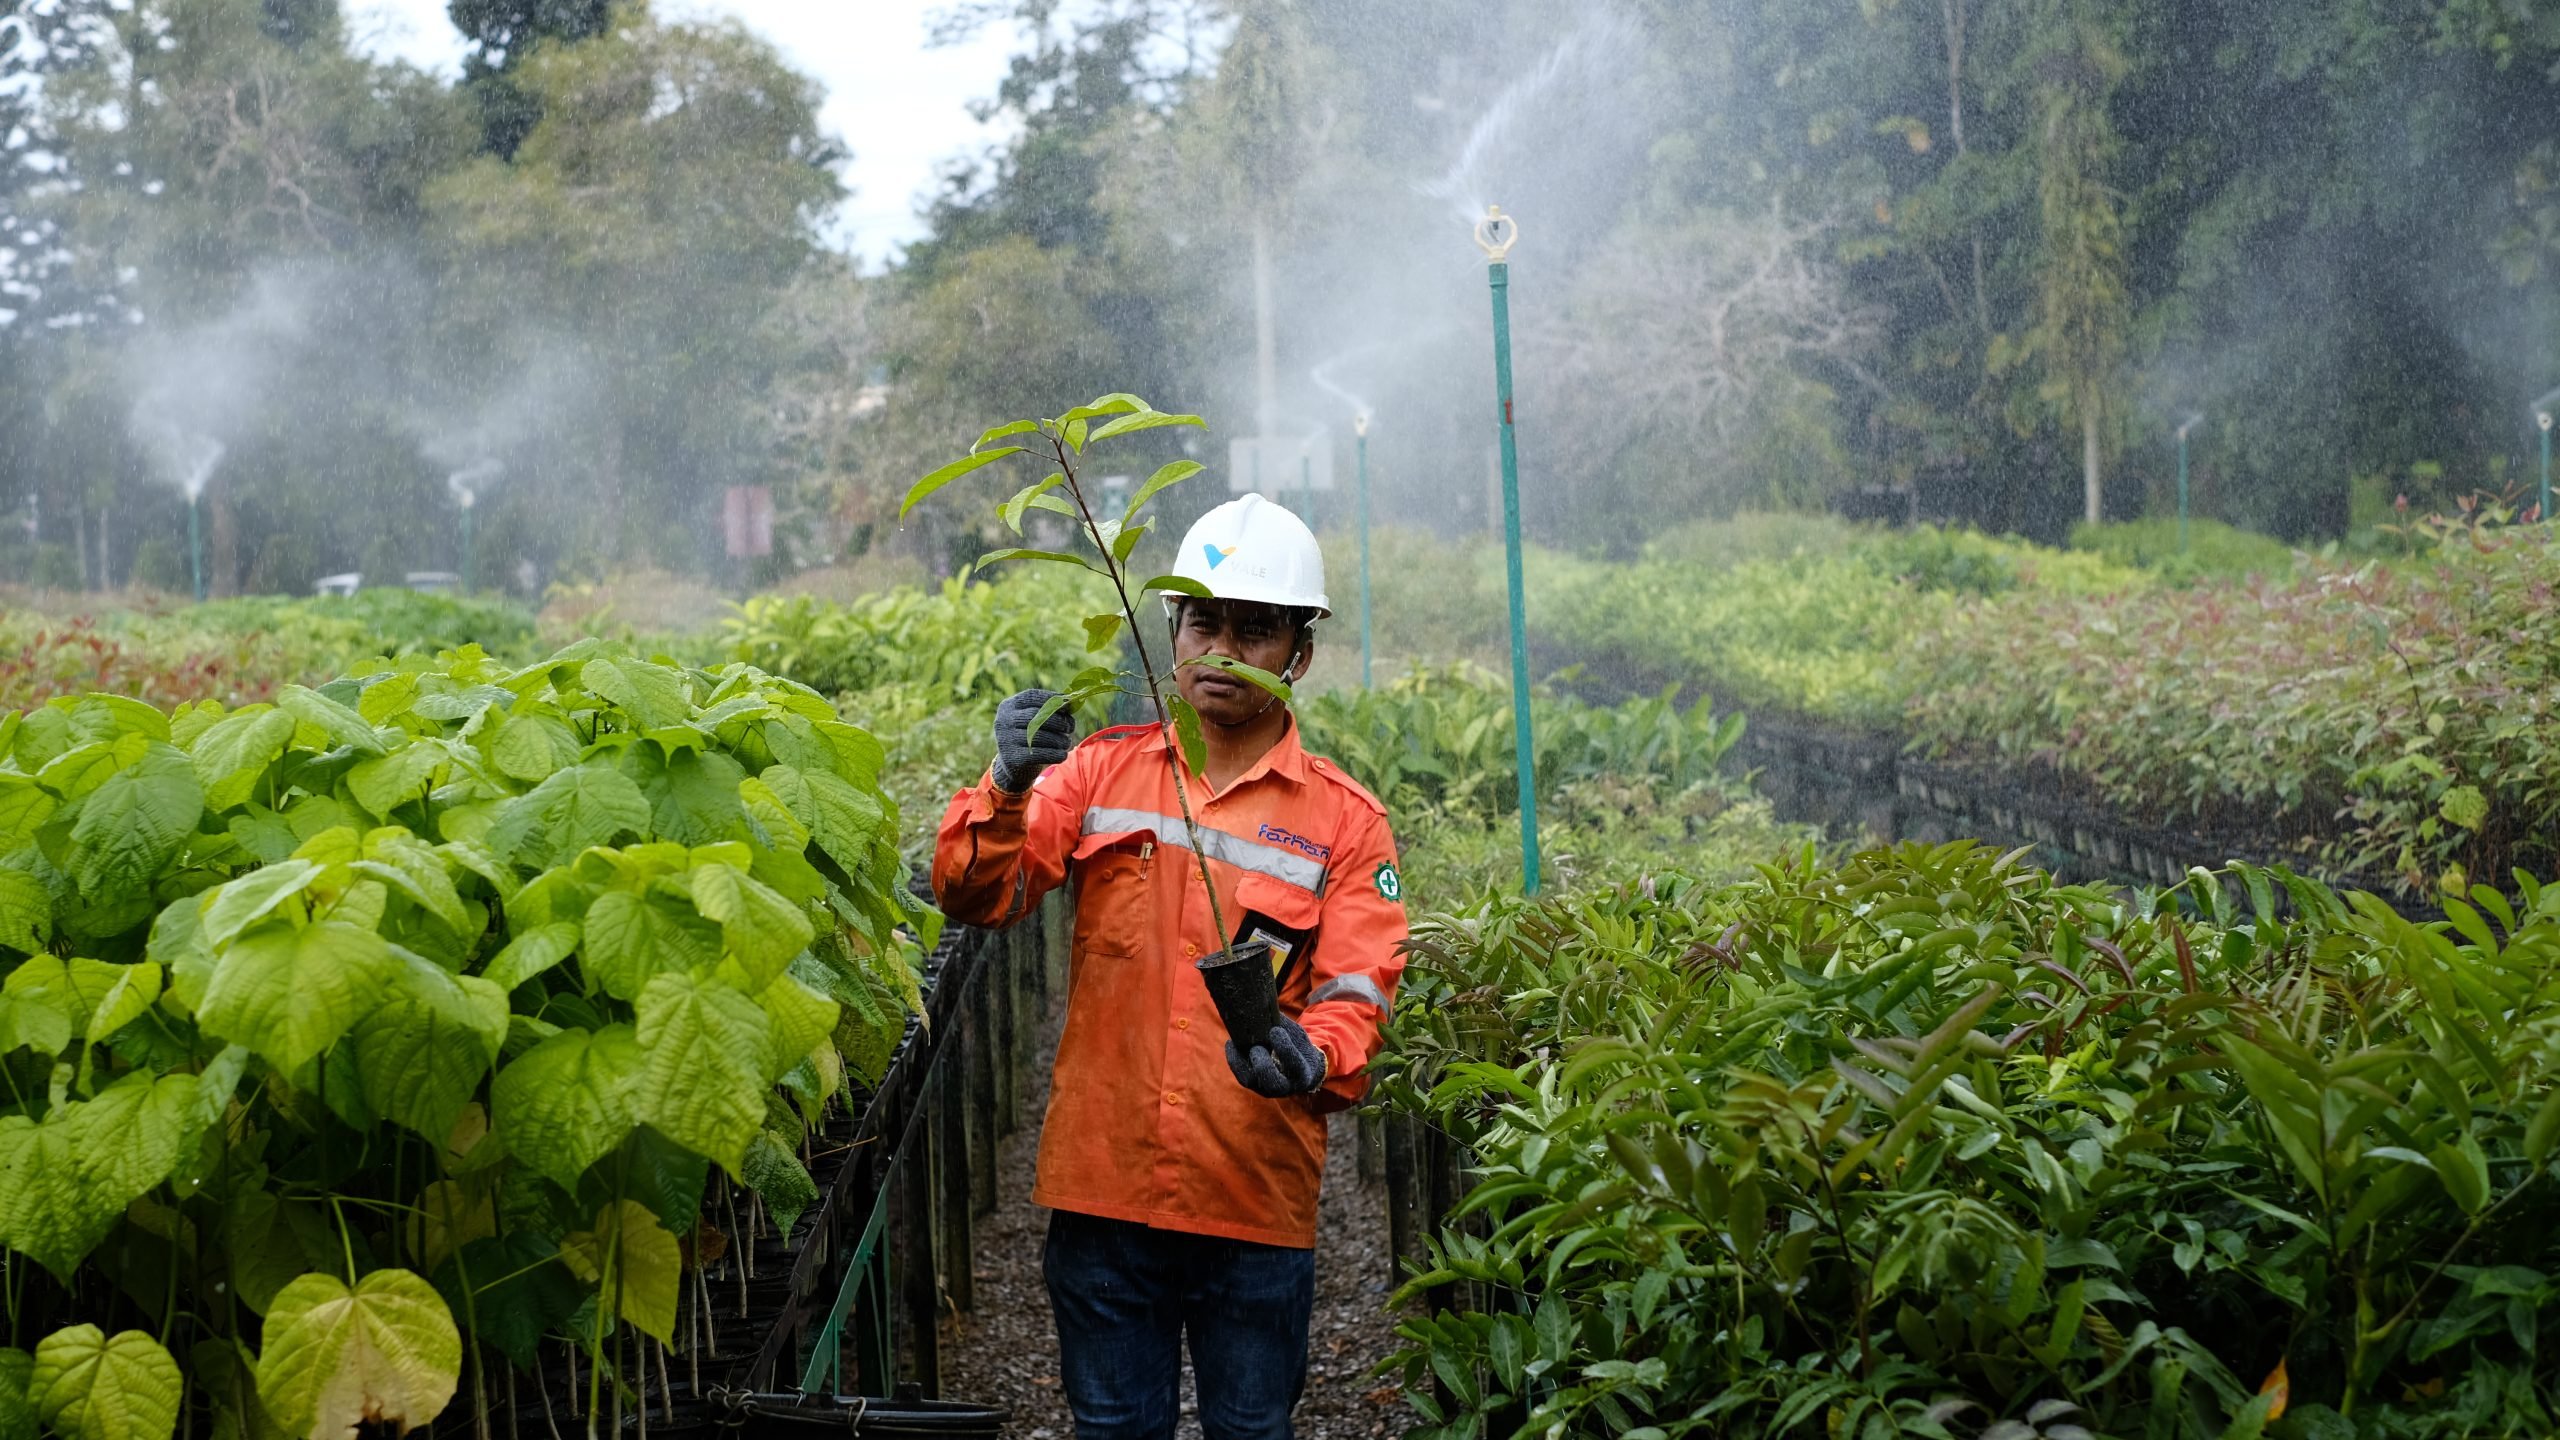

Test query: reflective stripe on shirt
[1080,806,1327,894]
[1309,974,1390,1012]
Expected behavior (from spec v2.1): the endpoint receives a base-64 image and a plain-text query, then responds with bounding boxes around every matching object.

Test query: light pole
[1475,204,1542,895]
[2176,413,2203,553]
[1355,413,1373,689]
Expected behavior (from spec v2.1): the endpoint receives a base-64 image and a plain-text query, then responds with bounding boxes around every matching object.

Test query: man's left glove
[1225,1018,1329,1098]
[992,688,1077,794]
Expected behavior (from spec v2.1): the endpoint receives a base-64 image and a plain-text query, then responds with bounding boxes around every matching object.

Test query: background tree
[14,0,2560,595]
[2026,0,2128,526]
[421,4,844,574]
[446,0,611,156]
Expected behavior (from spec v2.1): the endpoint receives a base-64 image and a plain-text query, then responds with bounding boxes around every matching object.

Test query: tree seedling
[902,392,1297,968]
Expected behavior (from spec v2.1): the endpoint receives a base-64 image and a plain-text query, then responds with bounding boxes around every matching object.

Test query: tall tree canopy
[9,0,2560,596]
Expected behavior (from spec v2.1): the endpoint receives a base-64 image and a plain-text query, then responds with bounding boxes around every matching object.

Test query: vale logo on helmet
[1203,543,1236,569]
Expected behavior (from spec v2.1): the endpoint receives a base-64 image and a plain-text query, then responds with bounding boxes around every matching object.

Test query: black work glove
[992,688,1076,794]
[1225,1018,1329,1098]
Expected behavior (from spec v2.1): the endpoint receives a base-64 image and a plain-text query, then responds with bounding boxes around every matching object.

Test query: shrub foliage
[0,643,927,1434]
[1381,843,2560,1438]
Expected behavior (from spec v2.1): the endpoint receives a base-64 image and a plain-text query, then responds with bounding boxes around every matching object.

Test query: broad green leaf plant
[0,642,933,1437]
[903,392,1294,967]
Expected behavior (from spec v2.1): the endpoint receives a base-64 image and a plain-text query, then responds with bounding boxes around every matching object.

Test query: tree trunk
[2082,403,2103,526]
[1944,0,1990,333]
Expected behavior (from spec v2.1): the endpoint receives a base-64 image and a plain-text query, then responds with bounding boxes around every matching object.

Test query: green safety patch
[1374,863,1401,901]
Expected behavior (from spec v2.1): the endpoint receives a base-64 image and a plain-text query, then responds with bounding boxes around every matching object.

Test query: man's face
[1171,599,1308,726]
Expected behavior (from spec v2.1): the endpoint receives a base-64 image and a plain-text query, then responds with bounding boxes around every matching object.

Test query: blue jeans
[1042,1209,1316,1440]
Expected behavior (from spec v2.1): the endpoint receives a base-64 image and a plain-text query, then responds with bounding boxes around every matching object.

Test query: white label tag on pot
[1249,928,1293,977]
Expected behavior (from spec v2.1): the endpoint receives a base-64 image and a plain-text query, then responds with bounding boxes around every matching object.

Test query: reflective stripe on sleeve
[1308,974,1390,1012]
[1081,806,1327,893]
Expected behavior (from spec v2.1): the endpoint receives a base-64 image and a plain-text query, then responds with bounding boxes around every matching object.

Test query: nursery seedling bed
[466,900,1063,1437]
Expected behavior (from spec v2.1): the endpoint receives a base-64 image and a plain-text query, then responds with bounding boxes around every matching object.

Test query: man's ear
[1288,631,1316,683]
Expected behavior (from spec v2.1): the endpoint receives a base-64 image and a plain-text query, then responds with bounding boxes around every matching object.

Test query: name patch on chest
[1255,822,1333,862]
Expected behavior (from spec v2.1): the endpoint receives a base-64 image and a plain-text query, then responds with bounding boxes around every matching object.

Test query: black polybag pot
[1196,937,1281,1053]
[622,1393,1009,1437]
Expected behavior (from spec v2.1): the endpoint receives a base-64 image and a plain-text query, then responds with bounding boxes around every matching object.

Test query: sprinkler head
[1473,205,1520,263]
[2541,411,2553,434]
[1353,413,1370,438]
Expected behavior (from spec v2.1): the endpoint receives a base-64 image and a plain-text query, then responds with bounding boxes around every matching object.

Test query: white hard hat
[1166,493,1329,617]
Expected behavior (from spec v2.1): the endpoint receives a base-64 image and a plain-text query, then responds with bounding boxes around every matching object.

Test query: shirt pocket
[1235,871,1324,993]
[1071,836,1151,959]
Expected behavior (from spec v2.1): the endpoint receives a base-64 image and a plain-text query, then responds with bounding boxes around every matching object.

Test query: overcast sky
[342,0,1023,271]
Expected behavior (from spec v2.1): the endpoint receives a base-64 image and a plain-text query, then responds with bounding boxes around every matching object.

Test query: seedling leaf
[1169,697,1208,776]
[971,419,1039,453]
[1141,574,1215,600]
[901,447,1025,517]
[29,1327,180,1440]
[1123,461,1204,523]
[256,1269,460,1440]
[1180,655,1294,703]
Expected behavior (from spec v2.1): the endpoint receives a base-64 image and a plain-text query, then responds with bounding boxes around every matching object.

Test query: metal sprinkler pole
[188,495,204,603]
[1476,205,1542,895]
[461,492,476,593]
[2177,431,2189,552]
[2540,411,2552,524]
[1355,413,1373,689]
[1300,452,1313,530]
[2175,413,2202,553]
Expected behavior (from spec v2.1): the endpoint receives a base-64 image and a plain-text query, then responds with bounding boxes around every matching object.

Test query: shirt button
[1164,1091,1182,1105]
[1183,942,1198,958]
[1175,1018,1190,1030]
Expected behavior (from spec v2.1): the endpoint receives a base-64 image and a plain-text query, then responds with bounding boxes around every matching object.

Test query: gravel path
[940,1001,1410,1438]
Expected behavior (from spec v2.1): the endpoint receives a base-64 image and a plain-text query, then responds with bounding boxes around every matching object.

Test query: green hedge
[1905,524,2560,891]
[0,591,539,713]
[1299,665,1817,902]
[2068,517,2305,583]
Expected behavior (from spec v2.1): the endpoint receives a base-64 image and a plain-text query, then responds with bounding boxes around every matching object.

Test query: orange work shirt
[932,717,1407,1249]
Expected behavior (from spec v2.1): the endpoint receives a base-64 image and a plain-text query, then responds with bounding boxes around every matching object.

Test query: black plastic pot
[1196,937,1281,1053]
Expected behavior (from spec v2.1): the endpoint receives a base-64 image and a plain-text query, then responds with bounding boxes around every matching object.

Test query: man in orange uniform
[933,493,1406,1440]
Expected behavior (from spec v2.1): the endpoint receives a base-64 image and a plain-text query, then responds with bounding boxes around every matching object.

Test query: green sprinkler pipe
[1476,205,1542,895]
[460,493,476,594]
[1300,452,1314,531]
[187,496,204,603]
[1355,413,1373,689]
